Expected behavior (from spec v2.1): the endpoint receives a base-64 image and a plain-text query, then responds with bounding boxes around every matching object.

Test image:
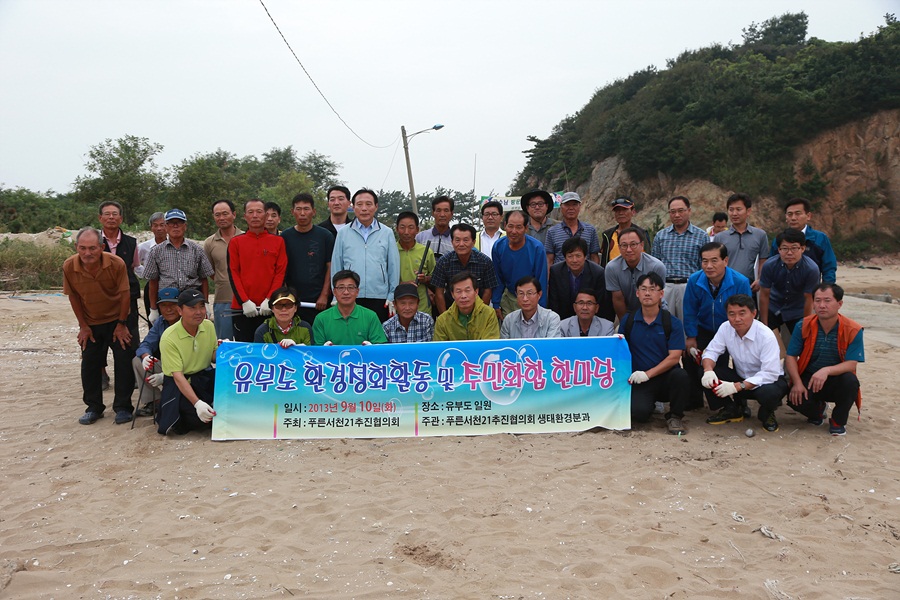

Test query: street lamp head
[432,124,444,130]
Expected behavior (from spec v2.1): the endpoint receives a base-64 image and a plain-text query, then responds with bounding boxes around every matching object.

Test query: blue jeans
[213,302,234,340]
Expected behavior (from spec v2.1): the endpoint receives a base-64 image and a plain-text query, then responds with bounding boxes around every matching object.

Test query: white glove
[194,400,216,423]
[323,341,333,346]
[386,300,396,317]
[149,308,160,323]
[278,338,296,348]
[259,299,272,316]
[362,340,372,346]
[206,305,214,320]
[628,371,649,385]
[701,371,720,389]
[242,300,259,317]
[330,297,338,307]
[141,355,158,371]
[145,372,164,388]
[689,347,702,363]
[713,381,738,398]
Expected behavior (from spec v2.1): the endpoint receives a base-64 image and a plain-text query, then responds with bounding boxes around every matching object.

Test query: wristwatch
[736,381,745,392]
[117,319,128,326]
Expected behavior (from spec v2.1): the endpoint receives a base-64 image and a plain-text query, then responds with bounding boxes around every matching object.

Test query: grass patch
[833,229,900,261]
[0,238,75,290]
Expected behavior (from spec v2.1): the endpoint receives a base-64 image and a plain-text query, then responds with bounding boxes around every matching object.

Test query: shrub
[0,239,75,290]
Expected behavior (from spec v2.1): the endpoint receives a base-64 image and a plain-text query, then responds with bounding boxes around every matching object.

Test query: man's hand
[315,294,328,312]
[386,301,396,317]
[149,308,160,323]
[808,367,831,394]
[259,299,272,316]
[701,371,719,389]
[242,300,259,317]
[685,338,701,364]
[77,325,95,350]
[323,341,334,346]
[788,381,808,405]
[141,354,158,371]
[362,340,373,346]
[145,372,164,388]
[278,338,296,349]
[113,323,131,349]
[495,308,503,322]
[751,279,761,293]
[628,371,649,385]
[713,381,738,398]
[194,400,216,423]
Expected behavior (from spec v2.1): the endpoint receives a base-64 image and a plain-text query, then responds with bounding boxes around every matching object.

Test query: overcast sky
[0,0,893,200]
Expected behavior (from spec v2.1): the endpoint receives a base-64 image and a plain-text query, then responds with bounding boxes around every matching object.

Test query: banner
[212,337,631,440]
[480,193,565,210]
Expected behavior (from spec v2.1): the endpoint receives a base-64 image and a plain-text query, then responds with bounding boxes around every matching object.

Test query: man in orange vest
[784,283,864,436]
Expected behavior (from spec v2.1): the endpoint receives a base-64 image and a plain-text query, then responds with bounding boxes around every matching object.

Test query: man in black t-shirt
[283,193,335,325]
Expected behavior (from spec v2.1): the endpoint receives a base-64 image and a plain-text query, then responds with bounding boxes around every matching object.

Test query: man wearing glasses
[474,200,506,260]
[500,276,561,339]
[605,227,667,321]
[312,270,387,346]
[143,209,214,324]
[559,289,616,337]
[521,189,557,247]
[492,210,548,320]
[651,196,708,320]
[759,229,820,335]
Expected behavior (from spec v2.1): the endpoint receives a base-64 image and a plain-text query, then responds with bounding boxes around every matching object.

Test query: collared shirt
[759,255,820,321]
[526,217,558,247]
[397,242,436,312]
[416,227,452,257]
[703,320,782,386]
[714,225,770,282]
[135,237,163,279]
[476,229,505,259]
[136,316,175,358]
[430,250,499,294]
[605,253,667,314]
[204,227,243,304]
[559,315,616,337]
[353,219,376,242]
[500,305,562,339]
[618,309,686,372]
[160,319,216,376]
[545,220,601,263]
[382,311,435,343]
[63,252,130,326]
[102,230,140,269]
[142,239,215,291]
[651,223,708,278]
[312,304,388,346]
[787,319,865,373]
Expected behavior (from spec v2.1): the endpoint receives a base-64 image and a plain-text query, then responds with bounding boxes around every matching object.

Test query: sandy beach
[1,263,898,599]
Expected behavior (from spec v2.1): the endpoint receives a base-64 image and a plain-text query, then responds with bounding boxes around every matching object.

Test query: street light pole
[401,124,444,216]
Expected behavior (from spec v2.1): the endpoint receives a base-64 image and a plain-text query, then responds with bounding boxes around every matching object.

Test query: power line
[380,138,403,190]
[257,0,395,149]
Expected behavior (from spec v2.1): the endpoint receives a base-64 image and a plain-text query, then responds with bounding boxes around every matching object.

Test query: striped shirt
[545,221,601,263]
[652,223,709,279]
[142,239,214,291]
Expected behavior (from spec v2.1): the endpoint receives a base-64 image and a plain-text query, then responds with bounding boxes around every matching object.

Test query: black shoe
[742,404,752,419]
[762,412,779,433]
[706,408,744,425]
[78,411,103,425]
[136,404,155,417]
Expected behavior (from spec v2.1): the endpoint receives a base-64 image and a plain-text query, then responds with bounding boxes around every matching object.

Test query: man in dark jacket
[548,237,613,321]
[599,197,651,267]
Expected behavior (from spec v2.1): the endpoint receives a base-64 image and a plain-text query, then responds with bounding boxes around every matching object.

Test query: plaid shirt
[382,311,435,343]
[430,250,499,293]
[142,239,215,290]
[651,223,708,278]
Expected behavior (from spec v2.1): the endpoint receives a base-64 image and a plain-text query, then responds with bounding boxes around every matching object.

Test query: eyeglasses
[516,290,538,298]
[778,245,803,253]
[637,286,661,293]
[482,212,501,217]
[574,301,597,307]
[620,242,642,249]
[274,301,295,309]
[334,285,358,292]
[668,208,688,215]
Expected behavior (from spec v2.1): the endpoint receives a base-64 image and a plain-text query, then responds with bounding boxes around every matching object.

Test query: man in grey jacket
[500,276,561,339]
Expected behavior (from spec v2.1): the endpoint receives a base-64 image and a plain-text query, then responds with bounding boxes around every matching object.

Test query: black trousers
[233,314,267,343]
[712,365,788,421]
[157,371,215,434]
[631,366,690,422]
[81,320,135,414]
[357,297,389,323]
[685,327,730,410]
[787,371,859,426]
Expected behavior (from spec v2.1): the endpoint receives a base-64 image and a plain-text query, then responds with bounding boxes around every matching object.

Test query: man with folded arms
[701,294,789,432]
[784,284,864,436]
[157,289,218,435]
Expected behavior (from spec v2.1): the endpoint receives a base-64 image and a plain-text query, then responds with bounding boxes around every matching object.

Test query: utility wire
[257,0,395,149]
[380,138,403,190]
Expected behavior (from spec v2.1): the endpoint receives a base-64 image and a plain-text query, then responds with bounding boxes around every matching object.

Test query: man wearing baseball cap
[382,283,435,343]
[157,288,217,435]
[544,192,600,268]
[599,197,651,267]
[143,208,215,323]
[521,190,557,247]
[132,287,181,417]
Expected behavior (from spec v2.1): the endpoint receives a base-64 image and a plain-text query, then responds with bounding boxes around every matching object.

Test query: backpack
[623,309,672,343]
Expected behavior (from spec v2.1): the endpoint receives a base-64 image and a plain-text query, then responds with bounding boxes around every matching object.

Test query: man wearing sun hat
[600,196,651,267]
[521,189,558,247]
[143,208,215,323]
[132,287,181,417]
[382,283,435,343]
[157,288,218,435]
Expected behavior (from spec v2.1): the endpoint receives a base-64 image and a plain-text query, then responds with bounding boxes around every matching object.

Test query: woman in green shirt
[253,287,313,347]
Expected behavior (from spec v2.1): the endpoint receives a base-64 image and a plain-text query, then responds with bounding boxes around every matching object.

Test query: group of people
[62,189,862,438]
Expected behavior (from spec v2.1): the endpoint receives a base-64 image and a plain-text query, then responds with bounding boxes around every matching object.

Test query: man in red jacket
[228,199,288,342]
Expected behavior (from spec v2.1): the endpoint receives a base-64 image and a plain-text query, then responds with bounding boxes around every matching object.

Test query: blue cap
[165,208,187,222]
[157,287,179,304]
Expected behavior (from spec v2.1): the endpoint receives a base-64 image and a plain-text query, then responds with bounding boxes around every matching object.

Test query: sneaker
[807,403,827,426]
[706,408,744,425]
[666,416,687,435]
[742,404,752,419]
[78,411,103,425]
[114,410,133,425]
[829,419,846,436]
[762,412,779,433]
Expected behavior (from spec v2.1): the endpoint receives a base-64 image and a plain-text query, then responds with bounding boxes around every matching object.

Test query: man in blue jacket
[683,242,752,409]
[132,287,181,416]
[331,189,401,323]
[770,198,836,283]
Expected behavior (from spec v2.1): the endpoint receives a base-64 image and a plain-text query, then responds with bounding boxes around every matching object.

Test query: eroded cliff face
[561,109,899,240]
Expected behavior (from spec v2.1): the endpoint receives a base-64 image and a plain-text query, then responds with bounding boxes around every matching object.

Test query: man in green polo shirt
[158,288,218,435]
[312,270,388,346]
